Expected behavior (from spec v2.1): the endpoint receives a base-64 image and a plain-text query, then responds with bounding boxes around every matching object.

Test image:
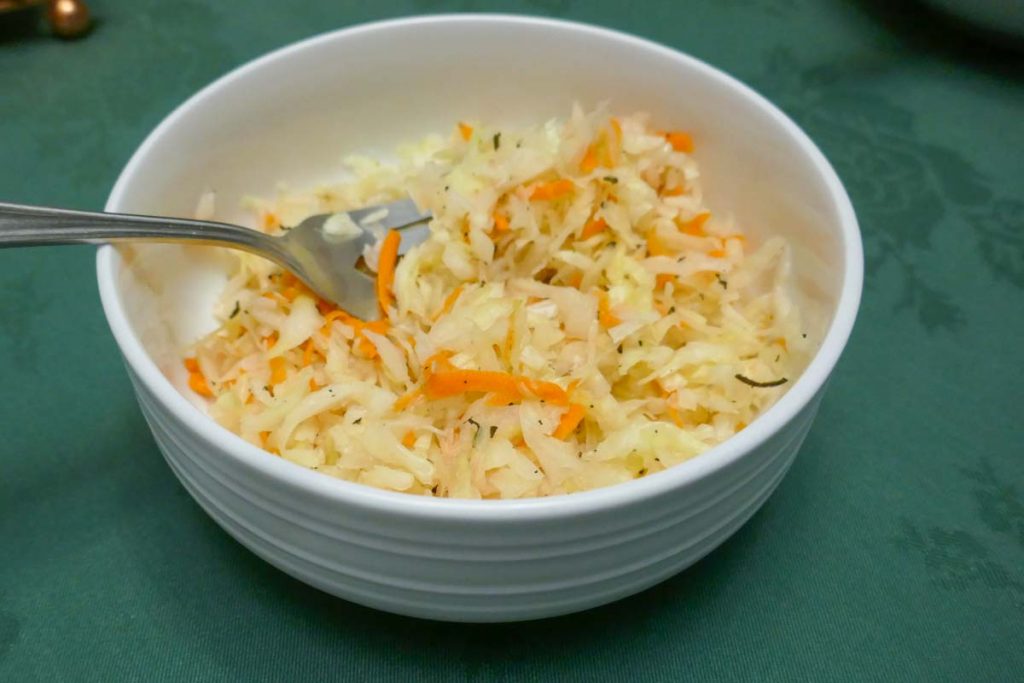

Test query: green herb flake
[734,374,788,388]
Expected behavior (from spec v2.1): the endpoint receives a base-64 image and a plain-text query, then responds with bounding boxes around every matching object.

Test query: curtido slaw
[183,106,804,499]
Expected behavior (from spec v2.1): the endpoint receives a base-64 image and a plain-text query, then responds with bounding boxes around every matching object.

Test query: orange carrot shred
[708,248,727,258]
[581,217,607,240]
[401,431,417,448]
[424,369,569,406]
[568,273,583,288]
[376,229,401,317]
[308,378,320,392]
[302,339,316,367]
[321,308,360,335]
[662,186,685,197]
[530,179,574,201]
[393,387,423,411]
[665,131,694,153]
[492,210,509,233]
[457,122,473,141]
[610,117,622,142]
[282,286,300,302]
[553,403,586,440]
[183,357,200,373]
[269,357,288,385]
[597,291,621,328]
[737,421,747,431]
[262,212,279,231]
[677,211,711,237]
[646,231,673,257]
[580,145,599,173]
[263,332,278,350]
[188,372,213,398]
[356,337,378,359]
[436,286,464,319]
[656,273,677,288]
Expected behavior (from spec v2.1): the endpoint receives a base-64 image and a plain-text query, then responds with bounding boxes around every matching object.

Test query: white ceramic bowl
[97,15,862,622]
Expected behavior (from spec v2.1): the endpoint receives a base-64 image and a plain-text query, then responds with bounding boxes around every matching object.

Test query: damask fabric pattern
[0,0,1021,680]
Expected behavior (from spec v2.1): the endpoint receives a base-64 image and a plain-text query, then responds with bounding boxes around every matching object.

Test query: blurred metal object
[48,0,90,38]
[0,0,91,39]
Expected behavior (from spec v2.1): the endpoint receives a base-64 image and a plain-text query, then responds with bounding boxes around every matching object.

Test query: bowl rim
[96,13,863,521]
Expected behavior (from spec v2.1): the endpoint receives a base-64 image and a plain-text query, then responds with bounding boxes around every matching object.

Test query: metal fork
[0,199,432,320]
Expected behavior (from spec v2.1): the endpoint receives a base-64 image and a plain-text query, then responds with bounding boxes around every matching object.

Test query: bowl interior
[105,16,851,423]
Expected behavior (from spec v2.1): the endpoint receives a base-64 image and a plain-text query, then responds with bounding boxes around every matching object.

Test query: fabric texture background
[1,0,1021,680]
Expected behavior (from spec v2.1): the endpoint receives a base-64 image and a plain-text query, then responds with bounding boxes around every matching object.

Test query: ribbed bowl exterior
[129,367,821,622]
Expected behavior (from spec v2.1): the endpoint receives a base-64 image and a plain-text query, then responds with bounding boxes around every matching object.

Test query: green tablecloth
[2,1,1021,680]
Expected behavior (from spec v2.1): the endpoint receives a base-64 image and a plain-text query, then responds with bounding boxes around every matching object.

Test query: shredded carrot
[457,122,473,141]
[581,217,607,240]
[308,378,320,392]
[281,286,300,301]
[245,393,255,405]
[662,186,685,197]
[188,372,213,398]
[392,387,423,411]
[316,299,335,316]
[677,211,711,237]
[708,248,727,258]
[512,436,526,449]
[666,404,685,427]
[552,403,586,440]
[568,273,583,288]
[424,369,569,405]
[269,356,288,385]
[301,339,316,367]
[775,337,788,351]
[355,337,378,359]
[737,421,747,431]
[580,144,599,173]
[321,308,360,335]
[263,332,278,350]
[530,179,574,201]
[401,431,417,449]
[376,229,401,317]
[422,349,455,372]
[492,210,509,233]
[597,291,621,328]
[646,231,673,257]
[726,234,746,243]
[262,212,279,231]
[183,357,200,373]
[259,431,271,446]
[665,131,694,153]
[610,117,622,142]
[435,285,464,320]
[654,300,669,316]
[656,273,677,289]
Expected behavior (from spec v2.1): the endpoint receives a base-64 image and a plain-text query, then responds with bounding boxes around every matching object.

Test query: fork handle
[0,201,280,257]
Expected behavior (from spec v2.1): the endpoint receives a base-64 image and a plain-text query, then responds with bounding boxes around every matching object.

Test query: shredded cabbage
[185,106,807,499]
